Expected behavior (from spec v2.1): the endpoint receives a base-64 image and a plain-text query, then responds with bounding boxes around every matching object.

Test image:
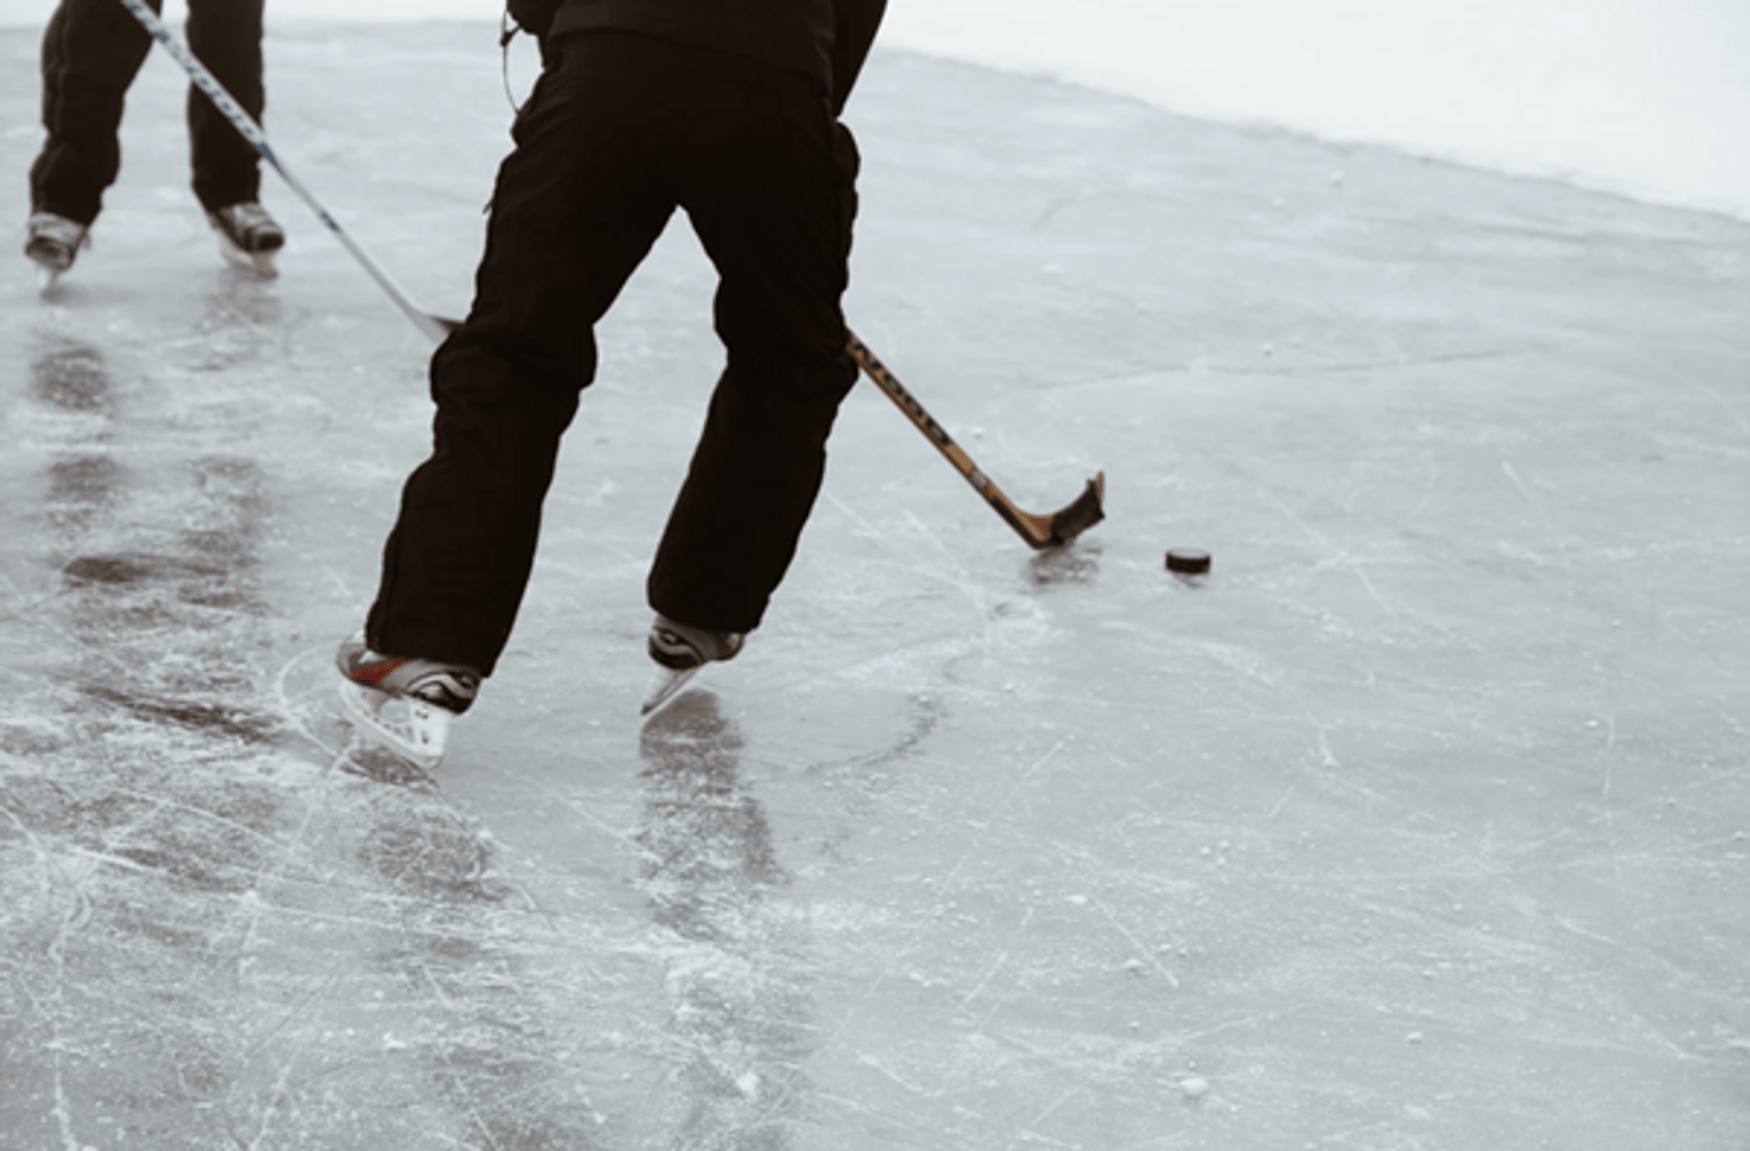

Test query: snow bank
[877,0,1750,222]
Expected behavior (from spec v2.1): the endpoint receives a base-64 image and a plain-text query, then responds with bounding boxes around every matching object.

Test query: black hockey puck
[1165,548,1211,575]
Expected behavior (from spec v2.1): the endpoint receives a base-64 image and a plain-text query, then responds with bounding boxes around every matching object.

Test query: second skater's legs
[24,0,281,280]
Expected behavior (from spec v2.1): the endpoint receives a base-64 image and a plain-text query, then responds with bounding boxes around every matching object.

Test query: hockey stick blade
[1037,472,1106,548]
[847,333,1107,549]
[990,470,1105,549]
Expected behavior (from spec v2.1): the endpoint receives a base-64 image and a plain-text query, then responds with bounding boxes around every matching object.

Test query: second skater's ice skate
[25,211,89,291]
[208,201,284,276]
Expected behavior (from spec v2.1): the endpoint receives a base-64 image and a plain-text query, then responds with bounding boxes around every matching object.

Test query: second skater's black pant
[366,32,861,676]
[30,0,266,223]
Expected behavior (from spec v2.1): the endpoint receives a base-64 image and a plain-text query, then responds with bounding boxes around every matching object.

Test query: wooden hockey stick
[847,332,1105,549]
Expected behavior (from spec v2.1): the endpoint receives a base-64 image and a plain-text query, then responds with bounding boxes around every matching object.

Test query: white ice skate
[334,636,479,769]
[208,201,284,276]
[641,615,744,716]
[25,211,88,291]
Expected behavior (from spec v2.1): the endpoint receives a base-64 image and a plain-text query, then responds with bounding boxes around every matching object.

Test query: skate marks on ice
[0,331,616,1147]
[0,327,834,1148]
[2,27,1747,1149]
[790,54,1750,1147]
[19,329,281,741]
[0,725,622,1148]
[632,693,822,1147]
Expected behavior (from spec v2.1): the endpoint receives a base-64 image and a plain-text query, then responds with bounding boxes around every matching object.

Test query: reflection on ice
[62,551,229,587]
[30,334,110,413]
[45,454,124,532]
[1026,536,1103,587]
[638,693,817,1148]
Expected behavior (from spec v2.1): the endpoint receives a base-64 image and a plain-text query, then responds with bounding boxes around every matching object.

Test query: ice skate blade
[336,678,451,769]
[215,232,278,277]
[640,665,703,717]
[34,264,60,293]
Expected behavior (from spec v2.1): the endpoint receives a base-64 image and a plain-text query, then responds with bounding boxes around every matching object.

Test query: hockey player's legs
[649,58,861,633]
[184,0,265,212]
[365,35,675,677]
[647,363,848,633]
[29,0,157,223]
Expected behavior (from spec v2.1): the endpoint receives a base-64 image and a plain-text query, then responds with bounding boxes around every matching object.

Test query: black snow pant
[29,0,266,224]
[365,31,862,677]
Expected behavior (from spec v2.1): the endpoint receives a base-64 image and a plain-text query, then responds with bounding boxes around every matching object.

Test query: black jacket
[509,0,886,111]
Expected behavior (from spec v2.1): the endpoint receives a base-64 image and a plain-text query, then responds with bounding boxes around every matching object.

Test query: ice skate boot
[208,201,284,276]
[641,614,744,716]
[335,635,480,768]
[25,211,89,290]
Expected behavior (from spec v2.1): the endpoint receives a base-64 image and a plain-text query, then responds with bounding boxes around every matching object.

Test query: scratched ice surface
[2,22,1749,1151]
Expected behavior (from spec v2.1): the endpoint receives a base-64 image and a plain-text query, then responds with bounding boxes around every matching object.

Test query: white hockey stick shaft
[119,0,451,344]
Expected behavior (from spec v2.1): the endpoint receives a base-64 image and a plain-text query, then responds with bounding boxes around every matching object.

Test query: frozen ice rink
[2,20,1748,1150]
